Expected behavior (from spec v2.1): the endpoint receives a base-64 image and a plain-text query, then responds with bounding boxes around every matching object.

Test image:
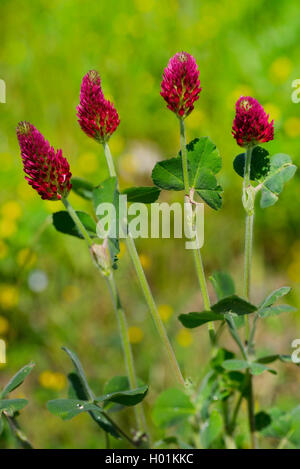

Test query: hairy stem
[242,146,257,449]
[126,234,184,385]
[102,142,185,386]
[100,410,140,448]
[179,119,215,342]
[62,198,93,247]
[4,414,33,449]
[106,271,146,434]
[61,197,146,435]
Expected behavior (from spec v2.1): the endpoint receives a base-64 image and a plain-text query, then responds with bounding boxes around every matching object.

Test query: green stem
[179,119,215,341]
[100,409,140,448]
[243,146,254,341]
[106,271,146,434]
[243,213,254,339]
[126,234,185,385]
[62,197,93,247]
[229,392,243,435]
[61,197,146,435]
[102,142,185,386]
[179,118,190,194]
[4,414,33,449]
[103,141,117,178]
[242,146,257,449]
[246,370,257,449]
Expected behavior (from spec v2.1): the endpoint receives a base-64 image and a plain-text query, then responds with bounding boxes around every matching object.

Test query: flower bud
[77,70,120,143]
[90,241,111,275]
[16,122,72,200]
[161,52,201,119]
[232,96,274,147]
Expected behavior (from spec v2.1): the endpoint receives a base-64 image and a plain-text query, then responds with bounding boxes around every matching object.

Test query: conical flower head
[77,70,120,143]
[232,96,274,147]
[16,122,72,200]
[161,52,201,118]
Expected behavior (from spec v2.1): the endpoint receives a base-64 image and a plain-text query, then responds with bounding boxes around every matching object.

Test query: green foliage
[152,137,223,209]
[211,295,257,315]
[95,385,148,407]
[52,210,97,239]
[200,409,223,448]
[262,406,300,448]
[210,271,235,300]
[260,154,297,208]
[222,359,275,376]
[122,186,161,203]
[47,348,148,441]
[259,286,291,309]
[71,177,94,200]
[254,411,272,431]
[234,149,297,209]
[0,363,35,399]
[233,147,270,181]
[152,388,195,428]
[47,399,101,421]
[0,363,34,414]
[179,295,256,329]
[178,311,224,328]
[257,286,297,318]
[92,177,120,267]
[0,399,28,413]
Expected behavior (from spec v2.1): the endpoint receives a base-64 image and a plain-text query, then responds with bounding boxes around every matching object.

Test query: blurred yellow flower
[158,304,173,323]
[139,253,152,270]
[77,152,98,174]
[0,240,8,260]
[0,152,14,171]
[0,218,17,238]
[1,201,22,220]
[0,316,9,335]
[128,326,144,344]
[269,57,292,84]
[118,241,126,259]
[176,329,193,348]
[119,153,139,177]
[188,109,206,130]
[288,260,300,282]
[288,243,300,281]
[284,117,300,138]
[62,285,81,303]
[109,135,125,155]
[17,181,36,201]
[227,85,253,109]
[39,371,67,391]
[0,285,19,309]
[17,248,37,268]
[134,0,154,13]
[43,200,61,214]
[264,103,281,121]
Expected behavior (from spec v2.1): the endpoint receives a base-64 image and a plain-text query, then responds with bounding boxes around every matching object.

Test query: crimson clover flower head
[77,70,120,143]
[16,122,72,200]
[232,96,274,147]
[161,51,201,119]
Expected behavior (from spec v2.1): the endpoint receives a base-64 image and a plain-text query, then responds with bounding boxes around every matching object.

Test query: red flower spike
[161,52,201,119]
[232,96,274,147]
[16,122,72,200]
[77,70,120,143]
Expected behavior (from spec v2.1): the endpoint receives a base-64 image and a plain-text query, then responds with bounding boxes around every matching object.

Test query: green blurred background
[0,0,299,448]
